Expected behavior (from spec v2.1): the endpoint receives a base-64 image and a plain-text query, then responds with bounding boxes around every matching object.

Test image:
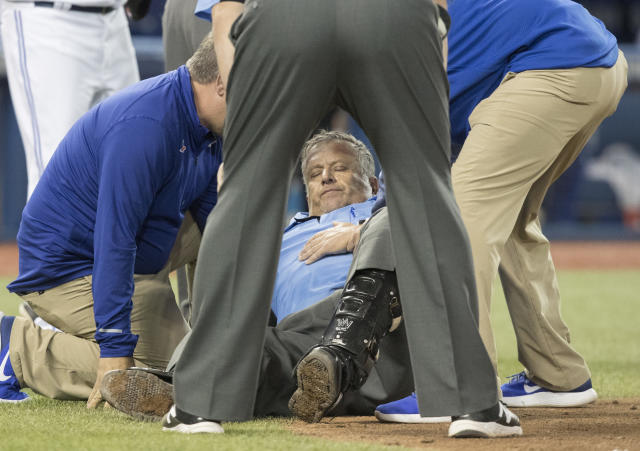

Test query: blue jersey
[448,0,619,154]
[272,198,375,322]
[8,66,223,358]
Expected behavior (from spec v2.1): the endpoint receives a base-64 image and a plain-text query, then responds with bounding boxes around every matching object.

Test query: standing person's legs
[162,0,210,71]
[499,54,628,392]
[452,54,629,389]
[99,8,140,102]
[0,6,96,195]
[337,0,497,416]
[173,0,338,421]
[0,6,136,197]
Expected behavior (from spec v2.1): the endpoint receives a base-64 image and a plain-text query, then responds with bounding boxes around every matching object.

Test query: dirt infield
[288,399,640,450]
[550,241,640,270]
[1,241,639,278]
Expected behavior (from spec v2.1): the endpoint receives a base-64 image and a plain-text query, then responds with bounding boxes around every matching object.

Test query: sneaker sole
[0,396,31,404]
[101,369,173,422]
[375,411,451,424]
[503,388,597,408]
[288,350,341,423]
[448,419,523,438]
[162,422,224,434]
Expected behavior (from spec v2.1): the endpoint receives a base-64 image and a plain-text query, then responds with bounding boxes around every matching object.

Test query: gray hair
[300,130,375,188]
[186,32,219,84]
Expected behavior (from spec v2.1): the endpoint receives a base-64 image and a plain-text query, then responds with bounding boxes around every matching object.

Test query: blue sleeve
[189,140,223,231]
[93,119,173,358]
[195,0,218,21]
[189,178,217,231]
[372,170,386,212]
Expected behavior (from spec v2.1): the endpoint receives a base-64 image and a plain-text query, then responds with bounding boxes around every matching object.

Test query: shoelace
[507,371,528,384]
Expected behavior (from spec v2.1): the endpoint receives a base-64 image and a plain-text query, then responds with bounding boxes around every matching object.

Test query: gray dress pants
[175,0,497,421]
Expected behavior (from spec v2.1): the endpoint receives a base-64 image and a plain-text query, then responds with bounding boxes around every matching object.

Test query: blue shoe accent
[501,371,597,407]
[375,393,450,423]
[377,393,420,415]
[0,313,30,403]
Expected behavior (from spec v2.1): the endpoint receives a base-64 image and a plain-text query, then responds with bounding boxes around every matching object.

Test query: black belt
[33,1,115,14]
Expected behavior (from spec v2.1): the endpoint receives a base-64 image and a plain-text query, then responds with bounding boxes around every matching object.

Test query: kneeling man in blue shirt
[0,33,224,406]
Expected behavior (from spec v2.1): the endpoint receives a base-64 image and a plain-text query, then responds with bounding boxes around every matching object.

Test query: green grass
[0,399,398,451]
[491,270,640,398]
[1,271,639,449]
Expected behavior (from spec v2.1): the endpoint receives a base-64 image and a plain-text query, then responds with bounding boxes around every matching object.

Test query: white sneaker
[162,405,224,434]
[448,402,522,438]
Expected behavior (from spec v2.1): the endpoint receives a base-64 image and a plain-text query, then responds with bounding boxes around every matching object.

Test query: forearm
[211,1,245,87]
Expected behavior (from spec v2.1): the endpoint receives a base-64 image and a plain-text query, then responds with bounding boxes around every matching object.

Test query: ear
[215,73,225,98]
[369,177,379,195]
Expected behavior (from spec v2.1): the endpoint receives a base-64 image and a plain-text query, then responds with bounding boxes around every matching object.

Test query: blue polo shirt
[272,198,375,322]
[448,0,619,154]
[195,0,216,21]
[8,66,223,358]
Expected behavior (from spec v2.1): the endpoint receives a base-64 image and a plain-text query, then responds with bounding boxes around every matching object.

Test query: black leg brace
[320,268,402,390]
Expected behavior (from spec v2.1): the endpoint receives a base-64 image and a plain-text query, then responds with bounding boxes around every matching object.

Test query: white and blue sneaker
[501,371,597,407]
[0,313,30,403]
[162,405,224,434]
[375,393,450,423]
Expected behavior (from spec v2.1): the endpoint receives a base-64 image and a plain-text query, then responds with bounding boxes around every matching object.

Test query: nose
[321,168,335,185]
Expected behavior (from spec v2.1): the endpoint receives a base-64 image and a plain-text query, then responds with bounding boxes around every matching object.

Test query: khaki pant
[452,52,628,391]
[10,214,201,400]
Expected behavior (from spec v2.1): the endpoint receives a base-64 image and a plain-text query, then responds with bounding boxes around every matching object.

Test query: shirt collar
[286,197,376,231]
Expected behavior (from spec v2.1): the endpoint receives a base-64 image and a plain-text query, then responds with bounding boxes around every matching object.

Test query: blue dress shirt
[272,198,375,322]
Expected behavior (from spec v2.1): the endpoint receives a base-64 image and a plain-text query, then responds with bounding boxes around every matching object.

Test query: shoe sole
[503,388,597,408]
[448,419,523,438]
[162,422,224,434]
[288,349,341,423]
[0,396,31,403]
[375,411,451,424]
[101,369,173,422]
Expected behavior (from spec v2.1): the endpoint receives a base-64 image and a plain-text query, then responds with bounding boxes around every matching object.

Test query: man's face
[304,141,372,216]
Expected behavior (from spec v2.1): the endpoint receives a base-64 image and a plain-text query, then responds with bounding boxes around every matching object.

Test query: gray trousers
[162,0,211,71]
[175,0,497,421]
